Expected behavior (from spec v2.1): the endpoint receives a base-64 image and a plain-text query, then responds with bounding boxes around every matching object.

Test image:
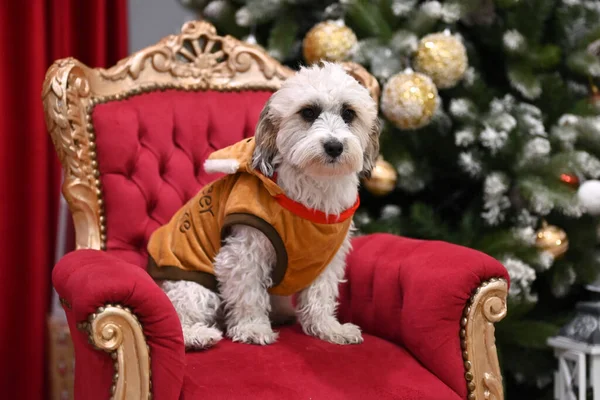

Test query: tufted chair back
[92,89,272,266]
[43,21,379,268]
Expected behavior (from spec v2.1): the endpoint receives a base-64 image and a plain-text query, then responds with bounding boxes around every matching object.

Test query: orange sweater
[146,137,358,296]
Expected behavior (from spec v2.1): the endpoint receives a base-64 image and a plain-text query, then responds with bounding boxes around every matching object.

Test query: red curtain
[0,1,128,399]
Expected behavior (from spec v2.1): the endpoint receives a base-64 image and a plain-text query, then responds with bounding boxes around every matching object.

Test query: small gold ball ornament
[362,158,398,196]
[381,69,440,130]
[413,31,468,89]
[302,20,357,64]
[535,221,569,258]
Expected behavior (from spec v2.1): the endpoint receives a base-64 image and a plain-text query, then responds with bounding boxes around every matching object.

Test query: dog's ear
[252,99,279,177]
[359,117,382,179]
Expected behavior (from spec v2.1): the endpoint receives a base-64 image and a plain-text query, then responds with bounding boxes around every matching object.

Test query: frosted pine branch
[354,211,372,227]
[551,125,578,149]
[235,7,252,26]
[517,103,542,118]
[458,152,483,177]
[503,30,525,53]
[463,67,476,86]
[455,127,477,147]
[487,112,517,132]
[510,71,543,100]
[370,48,402,80]
[502,257,538,303]
[537,252,555,271]
[479,125,508,155]
[482,172,511,225]
[380,204,402,219]
[517,210,539,228]
[441,2,462,23]
[559,114,580,126]
[449,98,475,119]
[567,80,589,96]
[390,31,419,55]
[579,116,600,138]
[489,99,506,115]
[391,0,418,16]
[521,114,547,136]
[512,226,537,245]
[420,1,442,18]
[530,190,554,215]
[396,160,426,193]
[561,201,584,217]
[203,1,227,19]
[522,137,551,160]
[575,151,600,178]
[490,94,516,114]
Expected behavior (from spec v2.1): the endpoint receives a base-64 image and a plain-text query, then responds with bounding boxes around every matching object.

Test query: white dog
[158,62,380,349]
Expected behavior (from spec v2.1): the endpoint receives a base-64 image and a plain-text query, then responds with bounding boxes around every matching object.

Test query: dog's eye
[341,108,355,124]
[300,107,319,122]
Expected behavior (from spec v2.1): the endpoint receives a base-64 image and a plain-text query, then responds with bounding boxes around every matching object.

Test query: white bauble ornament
[578,180,600,216]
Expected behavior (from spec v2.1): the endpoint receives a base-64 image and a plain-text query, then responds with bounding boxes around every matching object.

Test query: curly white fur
[160,62,379,349]
[297,227,363,344]
[214,225,278,344]
[160,280,222,349]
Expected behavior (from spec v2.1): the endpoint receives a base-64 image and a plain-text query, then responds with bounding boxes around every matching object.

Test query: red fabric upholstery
[53,249,186,400]
[92,90,273,267]
[339,234,510,399]
[181,324,462,400]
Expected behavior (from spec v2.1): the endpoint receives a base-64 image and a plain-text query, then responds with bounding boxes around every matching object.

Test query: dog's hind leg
[214,225,278,345]
[161,280,223,350]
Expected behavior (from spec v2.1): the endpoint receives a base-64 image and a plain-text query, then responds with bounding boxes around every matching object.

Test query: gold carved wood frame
[462,278,508,400]
[42,20,506,400]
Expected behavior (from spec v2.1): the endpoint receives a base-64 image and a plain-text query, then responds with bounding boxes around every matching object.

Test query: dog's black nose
[324,140,344,158]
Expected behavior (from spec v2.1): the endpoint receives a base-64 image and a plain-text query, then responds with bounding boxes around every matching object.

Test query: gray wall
[128,0,198,54]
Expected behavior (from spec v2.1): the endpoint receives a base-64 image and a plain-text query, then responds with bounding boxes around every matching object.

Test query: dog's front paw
[303,321,363,345]
[228,322,279,345]
[183,324,223,350]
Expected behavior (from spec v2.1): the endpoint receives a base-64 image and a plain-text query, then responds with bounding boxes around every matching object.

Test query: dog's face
[252,62,380,178]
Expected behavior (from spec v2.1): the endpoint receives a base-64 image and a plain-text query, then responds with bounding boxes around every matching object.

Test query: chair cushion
[91,89,274,267]
[180,325,462,400]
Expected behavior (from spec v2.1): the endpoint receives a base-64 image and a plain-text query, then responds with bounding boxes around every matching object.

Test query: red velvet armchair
[43,21,509,400]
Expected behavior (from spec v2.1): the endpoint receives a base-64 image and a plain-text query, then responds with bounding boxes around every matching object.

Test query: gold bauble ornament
[362,158,398,196]
[302,20,357,64]
[535,221,569,258]
[413,31,468,89]
[381,70,439,130]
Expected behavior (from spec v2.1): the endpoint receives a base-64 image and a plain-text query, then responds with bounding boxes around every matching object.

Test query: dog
[149,62,381,349]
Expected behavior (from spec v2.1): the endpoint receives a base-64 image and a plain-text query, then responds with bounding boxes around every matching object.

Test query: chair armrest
[53,249,185,400]
[338,233,509,400]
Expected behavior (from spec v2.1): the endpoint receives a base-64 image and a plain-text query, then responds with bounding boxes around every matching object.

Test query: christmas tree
[181,0,600,397]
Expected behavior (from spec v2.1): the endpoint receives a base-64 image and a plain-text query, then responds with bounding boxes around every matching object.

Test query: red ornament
[560,173,580,188]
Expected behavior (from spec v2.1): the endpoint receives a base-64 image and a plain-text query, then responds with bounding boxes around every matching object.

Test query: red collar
[270,172,360,224]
